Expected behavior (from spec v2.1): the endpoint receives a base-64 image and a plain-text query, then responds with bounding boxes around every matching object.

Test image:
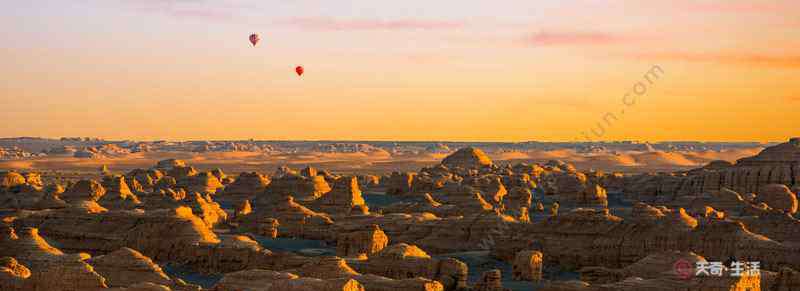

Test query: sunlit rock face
[310,176,367,216]
[219,172,271,206]
[349,243,467,291]
[2,142,799,291]
[241,195,334,240]
[260,172,331,202]
[441,147,493,169]
[336,224,388,258]
[623,138,800,202]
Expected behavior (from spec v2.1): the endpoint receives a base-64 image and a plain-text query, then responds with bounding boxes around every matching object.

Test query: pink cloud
[626,52,800,69]
[521,31,628,46]
[276,17,465,31]
[686,3,786,13]
[165,8,232,20]
[128,0,237,20]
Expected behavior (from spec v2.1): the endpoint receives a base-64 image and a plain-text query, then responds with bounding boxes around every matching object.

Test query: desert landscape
[1,137,799,291]
[4,1,799,290]
[0,137,767,177]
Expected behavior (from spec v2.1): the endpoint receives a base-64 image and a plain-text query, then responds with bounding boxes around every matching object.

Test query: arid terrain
[0,138,766,177]
[1,137,798,291]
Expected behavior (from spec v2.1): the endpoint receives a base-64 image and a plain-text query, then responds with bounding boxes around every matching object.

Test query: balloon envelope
[249,34,260,46]
[295,66,304,76]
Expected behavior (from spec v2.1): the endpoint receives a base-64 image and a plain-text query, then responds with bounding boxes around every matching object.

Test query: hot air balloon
[249,34,260,46]
[295,66,304,76]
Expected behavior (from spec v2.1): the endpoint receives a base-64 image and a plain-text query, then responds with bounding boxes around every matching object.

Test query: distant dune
[630,151,700,167]
[682,148,763,164]
[0,138,769,174]
[490,151,531,161]
[584,153,640,167]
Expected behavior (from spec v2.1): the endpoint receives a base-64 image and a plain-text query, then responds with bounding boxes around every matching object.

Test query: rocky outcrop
[311,176,367,216]
[623,138,800,202]
[349,243,467,290]
[550,250,760,291]
[381,193,461,218]
[386,172,416,195]
[187,193,228,227]
[0,172,46,210]
[176,172,223,195]
[241,196,334,240]
[549,173,608,207]
[261,174,331,202]
[167,166,198,181]
[737,211,800,244]
[441,147,493,169]
[0,172,27,189]
[220,172,271,205]
[512,250,542,282]
[87,247,173,287]
[578,251,706,284]
[0,257,30,290]
[155,159,187,170]
[416,210,515,253]
[504,187,532,219]
[212,269,298,291]
[472,269,508,291]
[431,184,494,215]
[10,207,221,267]
[126,169,164,190]
[0,226,108,291]
[755,184,798,214]
[99,175,141,209]
[336,224,388,258]
[357,175,381,189]
[351,274,443,291]
[268,277,364,291]
[60,179,106,203]
[491,206,800,272]
[688,188,750,216]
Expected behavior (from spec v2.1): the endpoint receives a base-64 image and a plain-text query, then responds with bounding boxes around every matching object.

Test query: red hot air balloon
[295,66,304,76]
[249,34,260,46]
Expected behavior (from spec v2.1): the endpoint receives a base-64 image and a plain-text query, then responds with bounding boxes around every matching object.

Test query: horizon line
[0,136,785,144]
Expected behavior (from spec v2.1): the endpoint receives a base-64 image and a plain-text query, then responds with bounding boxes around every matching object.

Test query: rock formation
[336,224,389,258]
[311,176,367,216]
[512,250,542,282]
[261,173,331,202]
[441,147,493,169]
[220,172,271,206]
[472,269,508,291]
[385,172,416,195]
[350,243,467,290]
[241,196,334,240]
[99,175,141,209]
[87,247,173,287]
[755,184,798,214]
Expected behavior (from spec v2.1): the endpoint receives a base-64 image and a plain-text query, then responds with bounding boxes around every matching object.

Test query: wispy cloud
[521,31,629,46]
[684,2,788,13]
[275,17,466,31]
[627,52,800,69]
[126,0,239,20]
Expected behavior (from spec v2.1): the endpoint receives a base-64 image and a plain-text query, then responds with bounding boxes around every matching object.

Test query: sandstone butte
[0,139,798,290]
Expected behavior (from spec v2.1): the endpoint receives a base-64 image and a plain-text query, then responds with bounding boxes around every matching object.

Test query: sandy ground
[0,147,763,177]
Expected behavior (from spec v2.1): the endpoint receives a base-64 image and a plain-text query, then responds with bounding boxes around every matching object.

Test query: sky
[1,0,798,142]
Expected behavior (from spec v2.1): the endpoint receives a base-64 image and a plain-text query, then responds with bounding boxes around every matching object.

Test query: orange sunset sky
[2,1,798,142]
